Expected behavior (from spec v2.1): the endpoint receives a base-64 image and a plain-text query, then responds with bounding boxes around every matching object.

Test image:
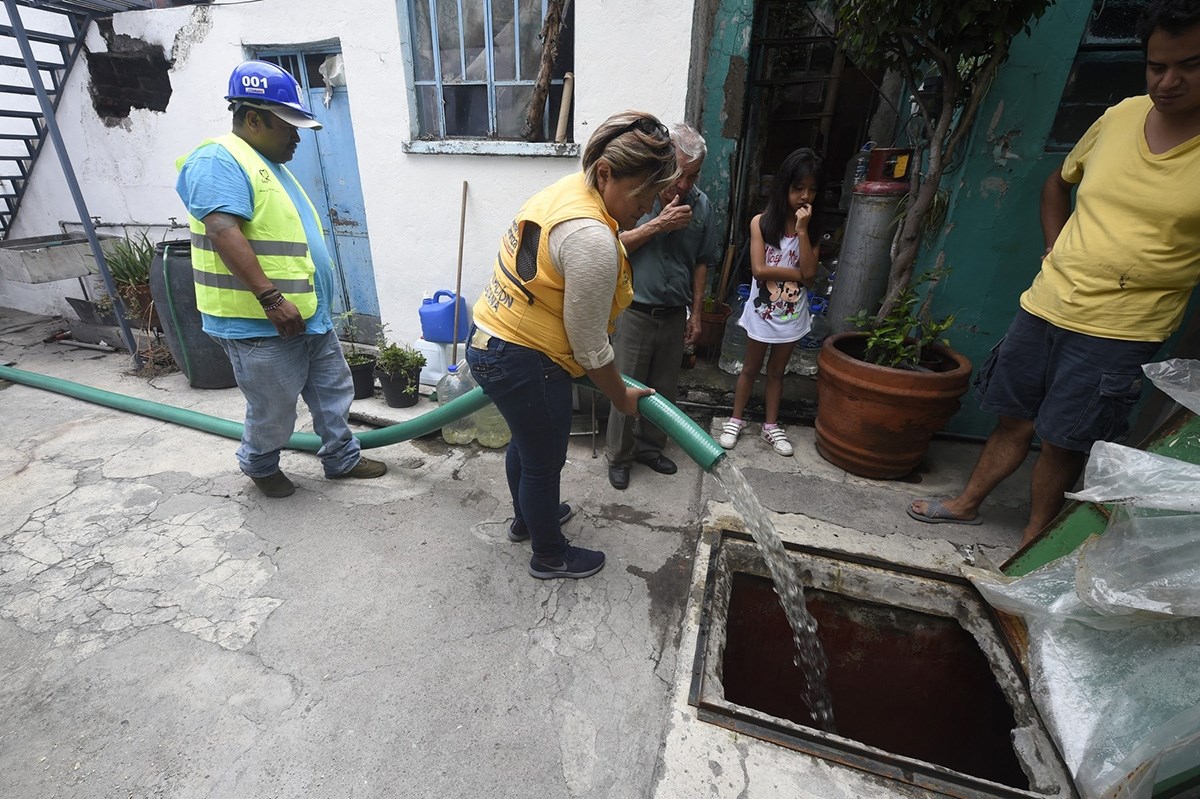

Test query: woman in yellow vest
[469,110,679,580]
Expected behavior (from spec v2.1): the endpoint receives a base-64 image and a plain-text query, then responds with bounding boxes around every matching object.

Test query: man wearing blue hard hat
[174,60,387,498]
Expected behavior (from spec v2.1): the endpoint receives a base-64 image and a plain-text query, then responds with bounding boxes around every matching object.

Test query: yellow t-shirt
[1021,95,1200,341]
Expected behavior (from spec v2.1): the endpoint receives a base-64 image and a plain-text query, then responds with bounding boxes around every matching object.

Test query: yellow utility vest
[473,172,632,377]
[176,133,319,319]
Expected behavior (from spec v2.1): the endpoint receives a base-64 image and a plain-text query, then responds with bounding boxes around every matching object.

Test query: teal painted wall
[696,0,755,272]
[694,0,1197,438]
[921,1,1095,437]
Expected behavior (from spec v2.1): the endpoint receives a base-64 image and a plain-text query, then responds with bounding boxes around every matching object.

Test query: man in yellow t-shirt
[909,0,1200,545]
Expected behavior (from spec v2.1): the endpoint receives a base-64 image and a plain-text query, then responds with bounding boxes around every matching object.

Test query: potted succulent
[374,336,426,408]
[816,269,972,479]
[338,311,377,400]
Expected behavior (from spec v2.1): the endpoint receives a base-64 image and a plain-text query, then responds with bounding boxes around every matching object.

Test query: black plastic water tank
[149,240,237,389]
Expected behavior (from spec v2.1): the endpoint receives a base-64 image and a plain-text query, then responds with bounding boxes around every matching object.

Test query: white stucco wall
[0,0,698,345]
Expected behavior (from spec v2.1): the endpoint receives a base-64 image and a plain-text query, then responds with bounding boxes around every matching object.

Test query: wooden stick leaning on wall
[715,150,742,303]
[554,72,574,144]
[451,180,468,364]
[522,0,567,142]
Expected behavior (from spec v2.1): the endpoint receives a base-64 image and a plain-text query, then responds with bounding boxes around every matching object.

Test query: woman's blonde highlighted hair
[582,110,679,197]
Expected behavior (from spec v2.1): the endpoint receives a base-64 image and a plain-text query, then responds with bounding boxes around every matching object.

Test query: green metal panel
[1004,410,1200,576]
[696,0,755,267]
[1003,503,1110,578]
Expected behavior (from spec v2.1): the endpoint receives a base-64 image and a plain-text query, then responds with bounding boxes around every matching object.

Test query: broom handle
[451,180,468,364]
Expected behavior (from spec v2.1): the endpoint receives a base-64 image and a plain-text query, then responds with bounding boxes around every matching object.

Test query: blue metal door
[258,51,380,341]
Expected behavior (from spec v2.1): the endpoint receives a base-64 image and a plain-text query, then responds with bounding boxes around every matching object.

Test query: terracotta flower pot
[696,302,732,357]
[815,332,972,479]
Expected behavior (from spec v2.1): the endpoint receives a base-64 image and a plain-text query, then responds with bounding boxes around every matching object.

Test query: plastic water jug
[789,297,829,376]
[475,401,511,449]
[420,290,471,344]
[718,284,751,375]
[437,362,477,445]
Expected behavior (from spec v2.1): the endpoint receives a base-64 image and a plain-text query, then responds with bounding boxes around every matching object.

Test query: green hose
[577,374,725,471]
[0,364,725,471]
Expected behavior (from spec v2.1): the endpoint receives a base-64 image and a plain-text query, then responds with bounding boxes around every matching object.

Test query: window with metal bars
[1046,0,1147,151]
[405,0,574,141]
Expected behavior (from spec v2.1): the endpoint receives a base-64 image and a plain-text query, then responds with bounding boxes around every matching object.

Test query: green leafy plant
[337,310,376,366]
[101,231,157,325]
[829,0,1052,319]
[375,326,426,381]
[106,231,154,286]
[847,267,955,369]
[375,341,426,383]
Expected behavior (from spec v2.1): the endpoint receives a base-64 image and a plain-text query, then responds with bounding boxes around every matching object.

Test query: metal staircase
[0,0,151,238]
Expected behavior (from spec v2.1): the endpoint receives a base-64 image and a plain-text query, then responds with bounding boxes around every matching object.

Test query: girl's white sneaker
[761,426,794,456]
[718,419,746,449]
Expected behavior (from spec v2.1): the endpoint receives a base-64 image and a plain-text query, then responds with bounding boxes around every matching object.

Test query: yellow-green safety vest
[176,133,319,319]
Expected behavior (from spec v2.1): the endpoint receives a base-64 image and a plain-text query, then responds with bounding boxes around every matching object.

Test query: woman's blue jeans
[217,330,361,478]
[467,335,573,559]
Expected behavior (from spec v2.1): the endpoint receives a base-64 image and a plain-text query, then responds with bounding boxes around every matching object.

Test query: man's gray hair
[670,123,707,162]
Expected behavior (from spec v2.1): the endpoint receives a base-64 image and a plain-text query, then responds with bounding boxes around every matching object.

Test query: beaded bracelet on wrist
[261,296,286,313]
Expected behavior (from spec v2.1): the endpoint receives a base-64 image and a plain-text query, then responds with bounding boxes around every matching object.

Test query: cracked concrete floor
[0,308,1031,798]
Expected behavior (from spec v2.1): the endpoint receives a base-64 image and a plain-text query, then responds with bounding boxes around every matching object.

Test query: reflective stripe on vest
[177,133,320,320]
[189,231,309,258]
[192,268,313,295]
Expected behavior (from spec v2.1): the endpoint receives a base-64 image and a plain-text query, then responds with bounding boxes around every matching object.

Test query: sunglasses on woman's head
[615,117,670,141]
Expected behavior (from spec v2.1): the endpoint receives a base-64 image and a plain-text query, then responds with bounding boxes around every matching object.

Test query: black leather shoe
[635,453,677,475]
[608,464,630,490]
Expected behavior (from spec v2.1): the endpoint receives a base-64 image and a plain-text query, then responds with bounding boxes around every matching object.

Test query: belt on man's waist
[628,301,687,318]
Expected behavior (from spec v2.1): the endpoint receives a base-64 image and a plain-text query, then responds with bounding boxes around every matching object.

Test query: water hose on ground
[0,364,726,471]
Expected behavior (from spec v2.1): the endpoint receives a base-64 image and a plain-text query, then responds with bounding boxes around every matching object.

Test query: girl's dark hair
[759,147,822,249]
[1138,0,1200,48]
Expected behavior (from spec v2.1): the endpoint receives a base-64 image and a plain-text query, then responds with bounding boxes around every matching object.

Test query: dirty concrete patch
[627,533,699,658]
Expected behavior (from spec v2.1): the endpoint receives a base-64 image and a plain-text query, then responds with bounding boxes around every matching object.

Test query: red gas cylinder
[856,147,913,196]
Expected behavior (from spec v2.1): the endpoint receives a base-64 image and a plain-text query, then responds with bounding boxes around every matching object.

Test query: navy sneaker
[528,545,605,580]
[507,503,575,542]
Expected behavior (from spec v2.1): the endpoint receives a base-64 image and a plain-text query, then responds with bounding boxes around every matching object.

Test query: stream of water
[710,456,836,733]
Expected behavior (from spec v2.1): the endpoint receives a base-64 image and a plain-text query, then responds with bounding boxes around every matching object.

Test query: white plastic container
[415,337,456,386]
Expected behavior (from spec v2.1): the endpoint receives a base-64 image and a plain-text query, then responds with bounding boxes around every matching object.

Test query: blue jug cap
[447,363,459,373]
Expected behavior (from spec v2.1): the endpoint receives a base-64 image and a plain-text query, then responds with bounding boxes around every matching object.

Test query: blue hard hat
[225,60,321,129]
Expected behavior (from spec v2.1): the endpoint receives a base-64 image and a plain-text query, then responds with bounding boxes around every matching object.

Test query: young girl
[719,148,821,456]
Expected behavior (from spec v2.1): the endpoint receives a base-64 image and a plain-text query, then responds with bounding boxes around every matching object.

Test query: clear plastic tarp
[965,359,1200,799]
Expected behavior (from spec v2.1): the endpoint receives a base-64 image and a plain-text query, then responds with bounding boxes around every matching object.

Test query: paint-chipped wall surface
[0,0,697,344]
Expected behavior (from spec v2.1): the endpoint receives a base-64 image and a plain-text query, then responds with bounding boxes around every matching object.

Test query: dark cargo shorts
[974,309,1161,452]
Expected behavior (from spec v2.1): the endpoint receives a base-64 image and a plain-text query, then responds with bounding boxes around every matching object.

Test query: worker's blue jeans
[216,330,362,478]
[467,335,572,559]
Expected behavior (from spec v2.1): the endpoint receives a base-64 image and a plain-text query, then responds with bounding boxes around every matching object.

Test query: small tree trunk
[521,0,566,142]
[876,67,957,320]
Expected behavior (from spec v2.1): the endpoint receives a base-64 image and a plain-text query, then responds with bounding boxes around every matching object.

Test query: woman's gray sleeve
[549,219,619,370]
